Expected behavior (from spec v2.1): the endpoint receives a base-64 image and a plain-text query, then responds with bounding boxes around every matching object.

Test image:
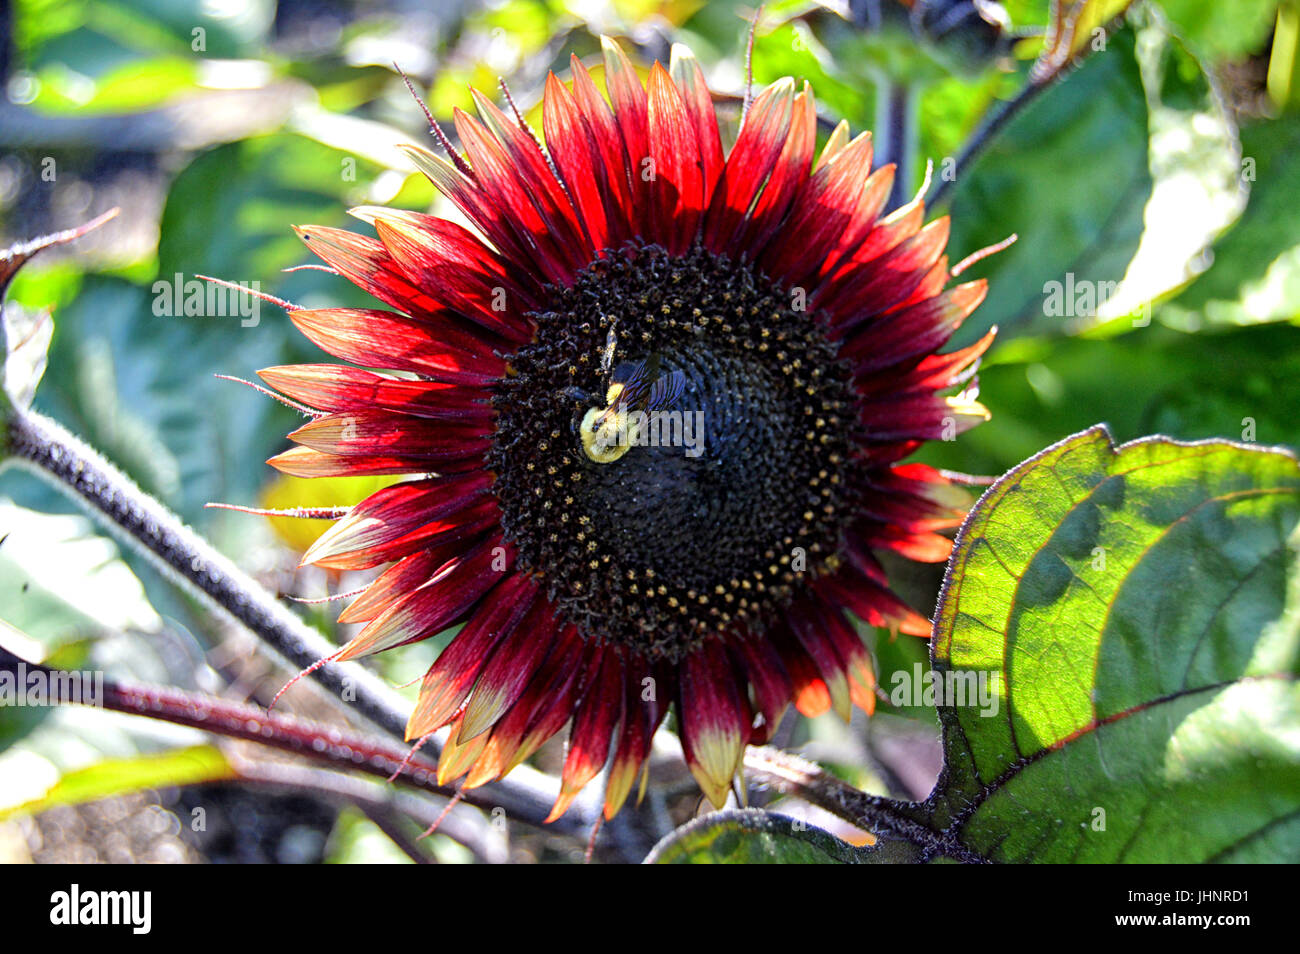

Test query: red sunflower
[257,38,994,821]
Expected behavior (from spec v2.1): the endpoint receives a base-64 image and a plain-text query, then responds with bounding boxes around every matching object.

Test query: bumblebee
[568,326,687,464]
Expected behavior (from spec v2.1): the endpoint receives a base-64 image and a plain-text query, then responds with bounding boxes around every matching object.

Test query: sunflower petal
[404,572,538,738]
[547,646,625,822]
[678,640,748,808]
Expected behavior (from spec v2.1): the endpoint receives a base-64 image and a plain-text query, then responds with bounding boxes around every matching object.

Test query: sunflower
[257,38,993,821]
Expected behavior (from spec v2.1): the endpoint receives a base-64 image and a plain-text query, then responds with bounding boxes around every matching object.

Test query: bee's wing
[646,369,686,412]
[611,356,657,409]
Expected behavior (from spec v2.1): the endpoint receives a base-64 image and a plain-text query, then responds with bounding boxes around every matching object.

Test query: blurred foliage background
[0,0,1297,862]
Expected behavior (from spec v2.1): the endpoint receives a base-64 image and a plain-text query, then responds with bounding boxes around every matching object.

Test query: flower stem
[874,78,920,212]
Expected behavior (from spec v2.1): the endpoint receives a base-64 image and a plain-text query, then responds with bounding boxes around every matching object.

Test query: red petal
[784,641,833,718]
[817,569,932,638]
[678,639,748,808]
[295,225,508,330]
[258,364,493,423]
[888,255,952,313]
[469,89,592,266]
[346,539,517,663]
[361,208,535,341]
[548,645,625,821]
[286,411,489,466]
[855,391,988,443]
[464,625,586,787]
[458,597,561,742]
[788,601,853,721]
[601,37,652,240]
[735,636,793,743]
[543,71,616,251]
[436,711,491,786]
[339,546,448,624]
[302,474,496,570]
[765,150,893,289]
[568,55,635,244]
[735,85,817,257]
[646,61,703,253]
[287,307,502,385]
[454,107,579,285]
[817,605,877,714]
[668,44,724,210]
[603,657,663,819]
[266,445,421,479]
[493,626,595,778]
[910,324,997,389]
[703,78,797,256]
[840,192,926,273]
[819,217,951,332]
[399,143,539,272]
[861,525,954,563]
[404,572,538,738]
[852,483,966,533]
[841,279,988,373]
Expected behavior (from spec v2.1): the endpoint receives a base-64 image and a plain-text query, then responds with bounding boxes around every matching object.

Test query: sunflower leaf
[926,425,1300,862]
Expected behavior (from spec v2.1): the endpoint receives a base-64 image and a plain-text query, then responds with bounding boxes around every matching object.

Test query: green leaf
[946,29,1152,342]
[0,499,183,755]
[157,132,380,286]
[645,808,888,864]
[0,744,234,821]
[1155,0,1280,62]
[18,0,274,69]
[1161,114,1300,329]
[928,426,1300,862]
[1068,14,1243,334]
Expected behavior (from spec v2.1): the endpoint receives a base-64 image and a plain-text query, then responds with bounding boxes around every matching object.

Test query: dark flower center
[490,244,856,661]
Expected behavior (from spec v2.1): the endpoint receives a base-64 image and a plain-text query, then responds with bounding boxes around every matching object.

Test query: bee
[567,325,687,464]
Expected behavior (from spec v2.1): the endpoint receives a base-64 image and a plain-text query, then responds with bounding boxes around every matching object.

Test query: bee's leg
[561,386,597,404]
